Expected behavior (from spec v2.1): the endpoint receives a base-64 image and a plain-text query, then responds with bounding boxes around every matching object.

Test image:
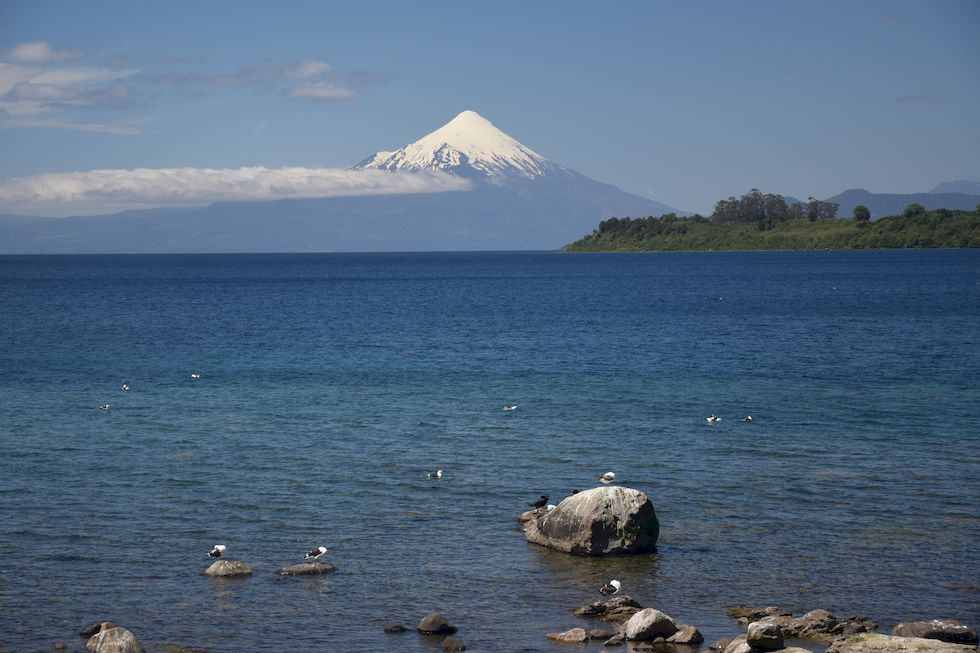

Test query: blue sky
[1,0,978,215]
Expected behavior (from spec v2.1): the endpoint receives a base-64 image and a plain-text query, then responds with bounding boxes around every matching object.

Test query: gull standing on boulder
[305,546,327,561]
[599,579,621,596]
[529,495,549,509]
[206,544,226,559]
[597,471,615,484]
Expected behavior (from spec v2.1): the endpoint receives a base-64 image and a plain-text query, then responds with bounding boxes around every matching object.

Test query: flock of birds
[706,413,753,424]
[206,544,328,562]
[96,374,201,412]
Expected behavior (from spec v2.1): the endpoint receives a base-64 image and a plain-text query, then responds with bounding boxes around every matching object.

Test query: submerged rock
[275,561,336,576]
[86,626,144,653]
[892,621,978,645]
[202,560,252,577]
[623,608,678,641]
[383,624,407,633]
[547,627,588,643]
[827,633,980,653]
[574,595,644,622]
[417,612,457,635]
[524,486,659,556]
[442,635,466,651]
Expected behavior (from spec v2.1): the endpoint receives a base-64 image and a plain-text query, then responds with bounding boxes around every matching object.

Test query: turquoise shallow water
[0,250,978,652]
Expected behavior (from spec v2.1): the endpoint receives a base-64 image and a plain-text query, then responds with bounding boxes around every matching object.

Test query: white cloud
[287,81,357,100]
[0,61,138,120]
[0,41,82,64]
[0,166,472,216]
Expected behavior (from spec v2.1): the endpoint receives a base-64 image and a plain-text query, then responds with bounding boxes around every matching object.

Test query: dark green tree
[853,205,871,221]
[903,203,926,218]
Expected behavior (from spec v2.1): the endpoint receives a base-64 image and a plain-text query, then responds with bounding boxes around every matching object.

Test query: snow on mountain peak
[355,110,556,179]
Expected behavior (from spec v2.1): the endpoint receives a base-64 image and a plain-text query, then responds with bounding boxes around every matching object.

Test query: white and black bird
[190,373,201,379]
[206,544,226,559]
[529,495,549,509]
[599,579,622,596]
[427,469,443,479]
[121,383,130,392]
[503,404,518,411]
[741,415,753,422]
[597,471,615,484]
[706,414,720,425]
[99,404,109,411]
[305,546,327,561]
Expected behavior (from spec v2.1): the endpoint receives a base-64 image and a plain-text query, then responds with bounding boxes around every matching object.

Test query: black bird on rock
[529,495,549,509]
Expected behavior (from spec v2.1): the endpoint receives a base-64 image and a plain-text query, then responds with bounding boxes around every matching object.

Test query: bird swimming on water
[206,544,226,559]
[741,415,753,422]
[427,469,443,479]
[599,579,621,596]
[706,414,720,424]
[121,383,130,392]
[529,495,549,509]
[190,373,201,379]
[503,404,518,411]
[99,404,109,411]
[597,471,615,484]
[305,546,327,561]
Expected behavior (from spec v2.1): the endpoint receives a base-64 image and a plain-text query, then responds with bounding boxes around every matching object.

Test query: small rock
[86,626,144,653]
[202,560,252,577]
[417,612,457,635]
[53,643,69,652]
[652,636,666,644]
[747,621,784,651]
[275,561,337,576]
[547,627,588,643]
[722,634,751,653]
[624,608,678,641]
[158,645,209,653]
[708,637,733,651]
[604,632,626,646]
[383,624,407,633]
[589,628,618,640]
[442,636,466,651]
[667,625,704,645]
[728,606,791,624]
[892,620,978,645]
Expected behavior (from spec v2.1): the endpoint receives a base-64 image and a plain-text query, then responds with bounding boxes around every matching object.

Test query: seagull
[427,469,443,479]
[545,504,557,511]
[706,414,720,424]
[99,404,109,411]
[305,546,327,561]
[121,383,130,392]
[597,471,615,484]
[529,495,549,509]
[599,579,622,596]
[206,544,226,559]
[503,404,518,411]
[190,373,201,379]
[741,415,753,422]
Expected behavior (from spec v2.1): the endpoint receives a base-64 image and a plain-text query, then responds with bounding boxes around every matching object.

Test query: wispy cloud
[887,92,943,106]
[0,166,473,216]
[0,42,140,133]
[143,58,359,100]
[287,81,357,100]
[0,41,82,64]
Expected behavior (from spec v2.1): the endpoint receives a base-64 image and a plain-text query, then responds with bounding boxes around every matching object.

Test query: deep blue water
[0,250,978,653]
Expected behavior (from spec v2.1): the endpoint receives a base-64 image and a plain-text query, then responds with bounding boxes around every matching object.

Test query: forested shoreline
[564,190,980,251]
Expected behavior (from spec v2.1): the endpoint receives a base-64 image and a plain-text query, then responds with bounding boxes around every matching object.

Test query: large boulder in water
[86,625,144,653]
[203,560,252,577]
[892,621,978,645]
[827,633,979,653]
[523,486,658,555]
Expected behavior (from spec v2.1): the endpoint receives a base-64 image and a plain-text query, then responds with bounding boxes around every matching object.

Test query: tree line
[566,191,980,252]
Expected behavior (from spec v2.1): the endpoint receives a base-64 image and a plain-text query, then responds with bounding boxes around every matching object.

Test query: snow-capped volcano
[355,110,562,180]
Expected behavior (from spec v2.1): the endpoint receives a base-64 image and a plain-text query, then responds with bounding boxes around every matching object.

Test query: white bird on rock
[599,579,621,596]
[305,546,327,561]
[597,471,615,484]
[206,544,226,559]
